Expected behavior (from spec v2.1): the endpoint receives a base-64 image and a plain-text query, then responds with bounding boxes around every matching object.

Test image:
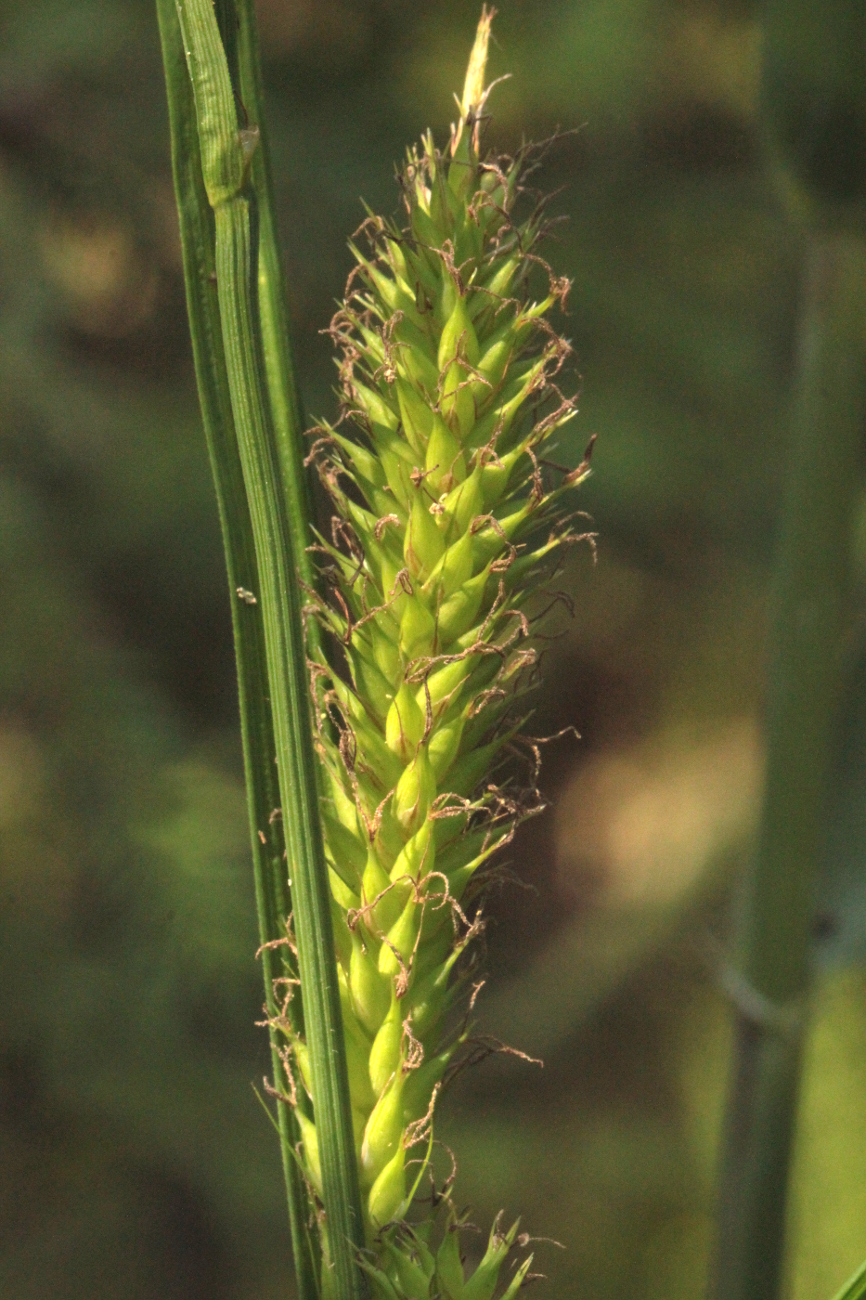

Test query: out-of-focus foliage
[826,1254,866,1300]
[763,0,866,220]
[0,0,864,1297]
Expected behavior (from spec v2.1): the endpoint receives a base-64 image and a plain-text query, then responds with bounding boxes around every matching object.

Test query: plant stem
[174,3,367,1296]
[233,0,316,579]
[713,232,866,1300]
[154,5,317,1295]
[214,0,317,588]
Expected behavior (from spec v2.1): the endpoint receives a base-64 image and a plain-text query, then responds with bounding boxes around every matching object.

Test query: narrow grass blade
[173,2,367,1295]
[713,235,866,1300]
[154,5,318,1296]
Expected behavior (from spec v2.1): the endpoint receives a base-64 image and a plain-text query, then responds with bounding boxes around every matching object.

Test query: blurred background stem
[713,232,866,1300]
[155,4,317,1296]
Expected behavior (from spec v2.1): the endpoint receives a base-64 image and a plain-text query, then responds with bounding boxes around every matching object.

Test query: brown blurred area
[1,1,865,1297]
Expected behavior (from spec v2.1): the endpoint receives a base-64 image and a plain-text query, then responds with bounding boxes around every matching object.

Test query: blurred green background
[1,0,866,1296]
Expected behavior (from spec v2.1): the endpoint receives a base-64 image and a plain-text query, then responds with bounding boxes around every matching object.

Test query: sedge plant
[159,5,589,1297]
[293,11,592,1295]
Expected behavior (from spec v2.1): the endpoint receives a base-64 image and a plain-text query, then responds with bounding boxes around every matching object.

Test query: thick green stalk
[154,5,316,1296]
[713,234,866,1300]
[174,3,366,1296]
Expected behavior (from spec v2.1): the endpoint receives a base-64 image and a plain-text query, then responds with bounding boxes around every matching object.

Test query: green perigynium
[275,9,590,1294]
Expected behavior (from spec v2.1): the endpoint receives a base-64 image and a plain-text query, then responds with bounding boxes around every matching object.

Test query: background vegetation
[1,0,865,1296]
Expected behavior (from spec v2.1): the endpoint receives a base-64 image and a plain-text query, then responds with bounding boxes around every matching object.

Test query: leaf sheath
[174,1,367,1295]
[154,3,317,1296]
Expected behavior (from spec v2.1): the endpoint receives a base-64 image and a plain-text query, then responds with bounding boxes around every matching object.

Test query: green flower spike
[278,7,591,1293]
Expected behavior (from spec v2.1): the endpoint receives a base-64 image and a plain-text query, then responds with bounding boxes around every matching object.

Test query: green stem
[233,0,316,578]
[154,6,317,1296]
[214,0,317,587]
[174,3,367,1296]
[713,233,866,1300]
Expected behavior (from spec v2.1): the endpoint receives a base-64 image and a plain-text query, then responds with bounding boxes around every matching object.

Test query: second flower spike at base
[278,9,590,1293]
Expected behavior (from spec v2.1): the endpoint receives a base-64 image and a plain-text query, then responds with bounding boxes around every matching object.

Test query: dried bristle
[455,2,494,152]
[281,9,589,1293]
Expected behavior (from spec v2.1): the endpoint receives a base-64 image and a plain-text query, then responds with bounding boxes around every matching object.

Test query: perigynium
[276,9,592,1295]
